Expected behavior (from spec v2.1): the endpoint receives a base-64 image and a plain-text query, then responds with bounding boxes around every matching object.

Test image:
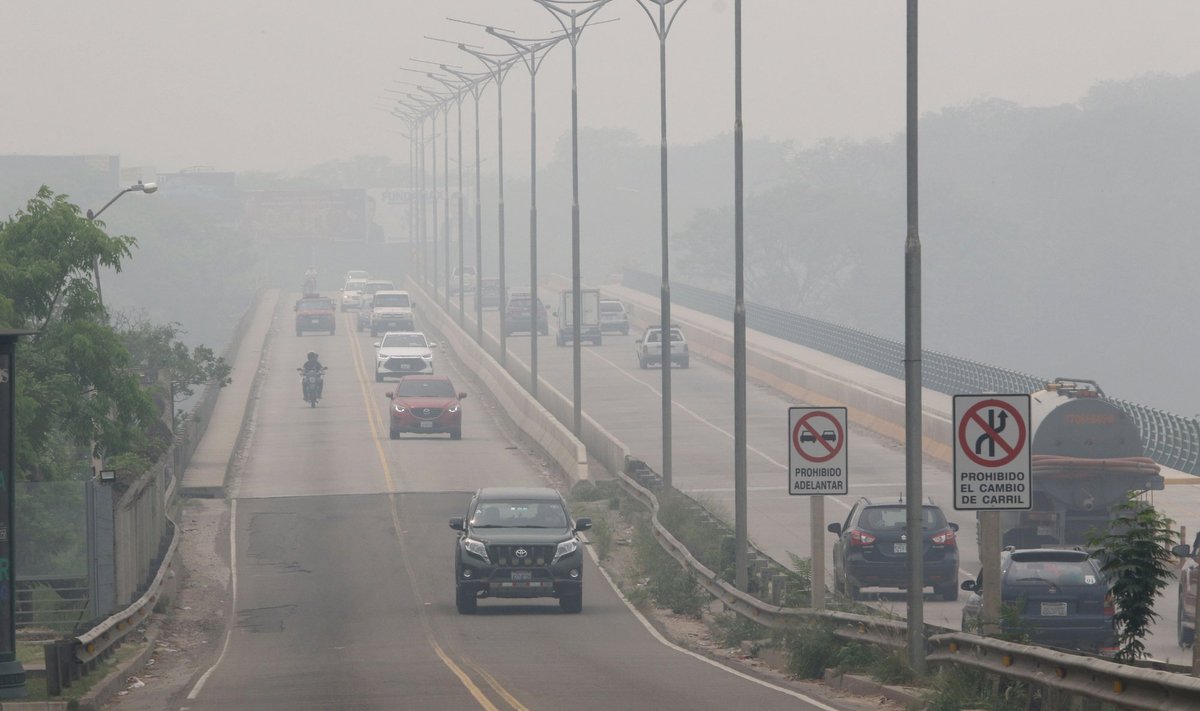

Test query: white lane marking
[186,498,237,700]
[585,542,843,710]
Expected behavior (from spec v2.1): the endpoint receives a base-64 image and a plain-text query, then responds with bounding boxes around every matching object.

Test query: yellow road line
[344,313,523,711]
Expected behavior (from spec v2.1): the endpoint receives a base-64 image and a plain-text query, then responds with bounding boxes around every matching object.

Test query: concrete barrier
[407,281,590,485]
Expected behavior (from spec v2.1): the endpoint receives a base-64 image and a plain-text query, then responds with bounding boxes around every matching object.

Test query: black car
[450,487,590,614]
[504,295,549,335]
[961,548,1116,654]
[828,496,960,600]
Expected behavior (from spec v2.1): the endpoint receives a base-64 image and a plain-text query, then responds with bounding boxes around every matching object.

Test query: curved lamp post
[487,28,568,400]
[533,0,614,436]
[86,180,157,310]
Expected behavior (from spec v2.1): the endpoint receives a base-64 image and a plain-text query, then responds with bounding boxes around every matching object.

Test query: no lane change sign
[953,394,1032,511]
[788,407,848,495]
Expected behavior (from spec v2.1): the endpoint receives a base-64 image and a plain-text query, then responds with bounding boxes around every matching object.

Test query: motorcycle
[298,367,326,407]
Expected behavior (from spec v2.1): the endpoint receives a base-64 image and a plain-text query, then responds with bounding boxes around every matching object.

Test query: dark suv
[828,496,960,600]
[961,547,1116,654]
[450,487,591,614]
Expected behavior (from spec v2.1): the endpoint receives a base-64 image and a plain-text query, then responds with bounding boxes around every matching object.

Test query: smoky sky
[4,1,1200,173]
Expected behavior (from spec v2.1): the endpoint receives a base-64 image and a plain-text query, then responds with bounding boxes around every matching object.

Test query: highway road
[451,281,1200,664]
[179,297,854,711]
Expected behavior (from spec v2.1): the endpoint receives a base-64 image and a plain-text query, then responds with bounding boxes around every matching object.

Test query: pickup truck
[295,296,336,336]
[635,325,689,369]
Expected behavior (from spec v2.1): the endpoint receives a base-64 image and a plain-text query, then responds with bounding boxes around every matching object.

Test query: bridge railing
[621,268,1200,475]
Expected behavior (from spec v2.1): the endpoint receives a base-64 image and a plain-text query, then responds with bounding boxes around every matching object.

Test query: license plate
[1041,602,1068,617]
[511,571,532,581]
[311,318,321,324]
[894,543,907,554]
[419,421,433,429]
[398,364,410,370]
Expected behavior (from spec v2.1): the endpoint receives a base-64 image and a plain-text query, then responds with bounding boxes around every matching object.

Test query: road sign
[953,394,1032,511]
[788,407,848,495]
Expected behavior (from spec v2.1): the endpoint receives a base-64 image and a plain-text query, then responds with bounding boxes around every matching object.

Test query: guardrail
[621,268,1200,475]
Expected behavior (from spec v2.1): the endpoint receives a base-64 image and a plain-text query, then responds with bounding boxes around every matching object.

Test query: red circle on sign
[792,412,845,463]
[958,399,1027,468]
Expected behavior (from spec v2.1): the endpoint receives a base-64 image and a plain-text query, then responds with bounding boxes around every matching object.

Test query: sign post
[953,394,1032,634]
[789,407,848,610]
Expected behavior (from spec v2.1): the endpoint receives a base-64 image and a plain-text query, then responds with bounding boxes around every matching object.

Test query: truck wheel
[559,589,582,614]
[456,586,477,615]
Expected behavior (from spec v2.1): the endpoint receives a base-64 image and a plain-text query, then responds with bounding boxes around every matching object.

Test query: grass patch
[588,515,613,560]
[630,518,706,617]
[710,611,768,648]
[782,617,841,679]
[917,666,1028,711]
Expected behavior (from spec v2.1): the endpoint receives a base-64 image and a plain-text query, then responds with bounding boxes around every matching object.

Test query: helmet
[307,352,318,361]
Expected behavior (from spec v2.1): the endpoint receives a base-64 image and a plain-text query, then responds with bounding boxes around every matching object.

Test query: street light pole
[488,29,567,400]
[85,180,158,310]
[534,0,614,436]
[904,0,926,674]
[459,45,518,367]
[636,0,688,496]
[731,0,749,597]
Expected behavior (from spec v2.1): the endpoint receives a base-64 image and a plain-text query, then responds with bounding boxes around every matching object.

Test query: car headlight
[447,403,459,414]
[463,537,489,563]
[377,353,388,361]
[393,404,407,413]
[553,538,579,563]
[421,352,433,360]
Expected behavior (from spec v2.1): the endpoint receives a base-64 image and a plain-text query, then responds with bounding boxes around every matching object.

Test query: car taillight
[931,530,956,546]
[1104,592,1115,617]
[848,529,875,546]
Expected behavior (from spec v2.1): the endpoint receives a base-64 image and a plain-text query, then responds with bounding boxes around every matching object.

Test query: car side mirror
[827,522,842,535]
[384,391,393,399]
[449,517,465,531]
[457,392,468,400]
[430,342,438,349]
[372,342,380,348]
[961,579,978,592]
[949,522,960,532]
[412,302,418,309]
[1173,543,1192,557]
[574,517,592,532]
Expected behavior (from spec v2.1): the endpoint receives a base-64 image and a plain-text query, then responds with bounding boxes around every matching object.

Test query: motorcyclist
[300,351,325,399]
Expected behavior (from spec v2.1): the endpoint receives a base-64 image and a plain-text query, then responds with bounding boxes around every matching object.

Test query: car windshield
[373,294,410,307]
[297,299,332,310]
[601,302,623,312]
[1008,559,1097,586]
[343,280,367,291]
[859,505,948,531]
[365,282,393,293]
[381,334,426,348]
[395,379,455,398]
[470,501,568,528]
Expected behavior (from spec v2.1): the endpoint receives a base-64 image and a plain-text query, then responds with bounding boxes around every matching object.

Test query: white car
[341,278,369,311]
[374,331,437,381]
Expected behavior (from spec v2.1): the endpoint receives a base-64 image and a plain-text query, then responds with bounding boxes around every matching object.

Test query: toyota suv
[374,331,436,381]
[368,289,415,336]
[450,487,590,614]
[828,496,960,600]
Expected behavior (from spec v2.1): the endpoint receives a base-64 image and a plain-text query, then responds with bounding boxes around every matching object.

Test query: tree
[115,317,232,415]
[1088,494,1177,662]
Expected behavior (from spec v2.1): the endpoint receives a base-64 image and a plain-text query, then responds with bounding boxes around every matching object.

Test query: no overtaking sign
[788,407,848,495]
[953,394,1032,511]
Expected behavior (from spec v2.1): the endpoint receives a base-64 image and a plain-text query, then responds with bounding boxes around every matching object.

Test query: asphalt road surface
[179,299,849,710]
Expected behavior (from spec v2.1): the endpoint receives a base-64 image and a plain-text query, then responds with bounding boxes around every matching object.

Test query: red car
[386,375,466,440]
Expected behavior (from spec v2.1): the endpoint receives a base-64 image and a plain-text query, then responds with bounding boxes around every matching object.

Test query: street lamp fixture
[86,180,158,310]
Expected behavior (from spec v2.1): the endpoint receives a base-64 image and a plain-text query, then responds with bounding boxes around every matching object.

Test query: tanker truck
[998,378,1163,548]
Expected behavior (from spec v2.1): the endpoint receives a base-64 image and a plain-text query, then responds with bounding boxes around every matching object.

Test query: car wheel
[559,589,582,614]
[375,373,384,383]
[389,428,400,441]
[846,578,862,601]
[936,582,959,602]
[1180,598,1195,648]
[680,357,690,369]
[621,327,629,335]
[296,330,303,337]
[451,427,462,441]
[638,357,647,370]
[594,336,602,346]
[456,586,477,615]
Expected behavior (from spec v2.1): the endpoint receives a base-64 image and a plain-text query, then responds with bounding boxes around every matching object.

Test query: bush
[919,666,1027,711]
[631,520,707,617]
[711,611,767,648]
[589,515,613,560]
[782,618,840,679]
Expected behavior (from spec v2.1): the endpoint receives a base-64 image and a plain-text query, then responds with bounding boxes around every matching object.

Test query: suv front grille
[384,357,427,372]
[412,407,443,420]
[487,544,556,567]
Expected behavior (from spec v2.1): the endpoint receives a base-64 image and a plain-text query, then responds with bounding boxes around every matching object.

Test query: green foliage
[918,666,1027,711]
[631,519,707,617]
[782,617,840,679]
[655,492,733,580]
[1087,494,1176,662]
[710,611,767,648]
[115,316,232,404]
[783,552,813,607]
